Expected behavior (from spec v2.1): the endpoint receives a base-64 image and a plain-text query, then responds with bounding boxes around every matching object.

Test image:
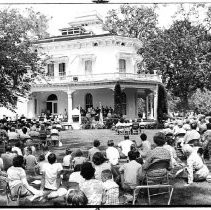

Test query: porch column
[146,95,149,120]
[150,94,154,119]
[67,91,74,123]
[154,85,158,121]
[27,94,34,119]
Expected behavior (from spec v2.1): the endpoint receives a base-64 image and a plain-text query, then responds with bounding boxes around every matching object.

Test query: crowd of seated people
[80,106,114,119]
[1,113,211,206]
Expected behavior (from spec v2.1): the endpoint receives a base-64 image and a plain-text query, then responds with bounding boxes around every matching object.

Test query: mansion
[24,11,167,124]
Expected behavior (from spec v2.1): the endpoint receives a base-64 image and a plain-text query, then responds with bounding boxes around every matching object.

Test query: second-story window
[85,60,92,74]
[47,63,54,77]
[119,59,126,73]
[59,63,66,77]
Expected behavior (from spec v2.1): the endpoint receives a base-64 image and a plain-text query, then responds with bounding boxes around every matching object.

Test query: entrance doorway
[46,94,58,115]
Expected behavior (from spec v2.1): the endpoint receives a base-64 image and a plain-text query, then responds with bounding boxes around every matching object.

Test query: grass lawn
[1,128,211,206]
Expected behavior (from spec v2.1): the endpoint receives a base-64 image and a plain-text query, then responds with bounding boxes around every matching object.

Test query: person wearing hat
[180,144,209,186]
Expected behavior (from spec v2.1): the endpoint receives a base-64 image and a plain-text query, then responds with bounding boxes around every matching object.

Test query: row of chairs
[116,126,140,135]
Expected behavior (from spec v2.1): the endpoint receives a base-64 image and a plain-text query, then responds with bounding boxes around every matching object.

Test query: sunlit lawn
[1,129,211,206]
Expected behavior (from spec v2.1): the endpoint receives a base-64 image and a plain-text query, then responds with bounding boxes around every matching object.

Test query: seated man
[1,146,16,171]
[88,139,101,162]
[40,153,65,198]
[119,150,142,190]
[8,127,20,140]
[118,135,133,158]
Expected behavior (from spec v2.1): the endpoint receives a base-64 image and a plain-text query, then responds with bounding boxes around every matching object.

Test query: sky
[0,1,210,36]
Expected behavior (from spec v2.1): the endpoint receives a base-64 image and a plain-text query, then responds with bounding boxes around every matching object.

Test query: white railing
[38,72,162,84]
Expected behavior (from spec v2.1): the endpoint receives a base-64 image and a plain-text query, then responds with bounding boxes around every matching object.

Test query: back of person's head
[124,135,129,140]
[107,140,114,147]
[197,147,204,156]
[190,122,197,130]
[10,127,16,132]
[166,137,174,146]
[66,189,88,206]
[27,146,32,154]
[22,127,27,134]
[66,148,72,155]
[48,153,57,164]
[93,139,100,147]
[13,155,24,167]
[80,162,95,180]
[40,124,45,130]
[43,145,49,152]
[39,154,45,162]
[74,164,81,172]
[92,152,107,166]
[140,133,147,141]
[153,132,166,146]
[128,150,137,161]
[27,147,32,154]
[15,141,21,148]
[130,143,137,152]
[75,149,83,157]
[101,169,112,182]
[5,145,12,152]
[209,118,211,124]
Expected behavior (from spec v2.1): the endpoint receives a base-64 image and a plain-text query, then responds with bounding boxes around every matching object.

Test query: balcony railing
[37,72,162,85]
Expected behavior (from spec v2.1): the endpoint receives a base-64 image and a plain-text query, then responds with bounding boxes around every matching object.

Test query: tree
[0,8,50,111]
[189,88,211,114]
[104,4,158,41]
[142,19,211,110]
[114,82,122,117]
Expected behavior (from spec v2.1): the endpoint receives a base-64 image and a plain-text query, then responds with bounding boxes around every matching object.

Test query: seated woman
[180,144,209,186]
[7,155,41,197]
[79,162,103,205]
[92,152,112,181]
[72,149,87,168]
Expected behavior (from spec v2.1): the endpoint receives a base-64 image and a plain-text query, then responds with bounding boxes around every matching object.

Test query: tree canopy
[105,4,211,111]
[0,7,50,110]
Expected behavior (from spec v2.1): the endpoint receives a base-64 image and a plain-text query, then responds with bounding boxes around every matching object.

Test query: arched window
[85,93,93,110]
[122,92,127,115]
[47,94,58,101]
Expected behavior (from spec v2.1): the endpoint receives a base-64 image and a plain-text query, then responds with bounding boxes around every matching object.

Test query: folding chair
[1,179,23,206]
[124,126,131,135]
[50,133,60,147]
[117,126,125,135]
[145,159,171,205]
[132,184,174,205]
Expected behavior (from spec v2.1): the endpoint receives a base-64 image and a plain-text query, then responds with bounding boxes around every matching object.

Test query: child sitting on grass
[101,169,119,205]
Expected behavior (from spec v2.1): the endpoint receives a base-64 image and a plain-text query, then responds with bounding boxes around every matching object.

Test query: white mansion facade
[25,11,166,123]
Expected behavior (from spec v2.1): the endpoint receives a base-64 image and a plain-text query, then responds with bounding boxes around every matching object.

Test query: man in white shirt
[118,135,133,158]
[106,140,120,165]
[40,153,63,191]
